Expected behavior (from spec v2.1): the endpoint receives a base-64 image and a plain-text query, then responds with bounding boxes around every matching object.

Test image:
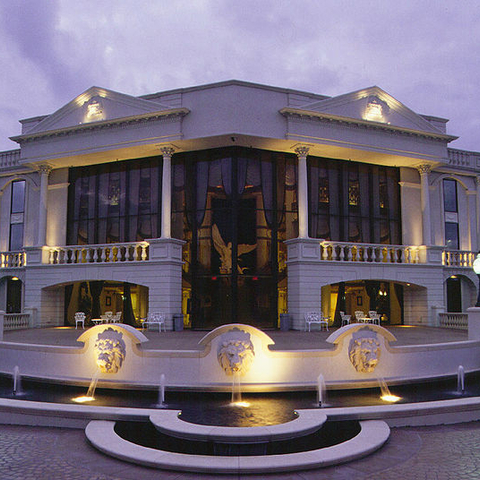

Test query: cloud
[0,0,478,150]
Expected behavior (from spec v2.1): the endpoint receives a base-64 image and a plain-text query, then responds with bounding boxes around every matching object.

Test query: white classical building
[0,80,479,331]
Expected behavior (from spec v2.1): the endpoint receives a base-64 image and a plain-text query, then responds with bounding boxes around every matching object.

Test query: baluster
[398,248,404,263]
[338,245,344,261]
[322,244,328,260]
[141,244,148,261]
[346,246,352,261]
[101,247,107,262]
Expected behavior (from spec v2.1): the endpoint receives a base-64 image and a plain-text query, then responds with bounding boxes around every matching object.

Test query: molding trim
[280,107,458,143]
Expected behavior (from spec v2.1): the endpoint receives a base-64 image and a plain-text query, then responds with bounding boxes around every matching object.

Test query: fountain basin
[85,416,390,473]
[0,324,480,391]
[149,409,328,443]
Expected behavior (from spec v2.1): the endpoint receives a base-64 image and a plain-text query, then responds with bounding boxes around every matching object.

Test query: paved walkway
[2,325,469,350]
[0,421,479,479]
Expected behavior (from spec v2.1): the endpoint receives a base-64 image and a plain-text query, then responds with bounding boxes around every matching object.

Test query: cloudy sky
[0,0,478,152]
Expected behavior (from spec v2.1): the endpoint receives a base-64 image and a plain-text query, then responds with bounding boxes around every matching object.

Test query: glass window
[445,222,459,250]
[67,157,162,244]
[9,223,24,251]
[9,180,25,250]
[11,181,25,214]
[443,179,458,213]
[307,158,401,244]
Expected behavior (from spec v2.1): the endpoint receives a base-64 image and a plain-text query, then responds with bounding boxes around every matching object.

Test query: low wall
[0,323,479,391]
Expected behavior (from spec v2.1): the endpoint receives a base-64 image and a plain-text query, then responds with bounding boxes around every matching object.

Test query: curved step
[149,409,328,443]
[85,416,390,473]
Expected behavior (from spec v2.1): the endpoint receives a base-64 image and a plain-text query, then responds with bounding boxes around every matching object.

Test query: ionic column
[161,147,174,239]
[295,146,310,238]
[417,164,432,246]
[37,164,52,246]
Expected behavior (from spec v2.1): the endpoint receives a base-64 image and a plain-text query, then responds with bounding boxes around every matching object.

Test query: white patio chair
[143,312,167,332]
[111,312,122,323]
[74,312,86,329]
[355,310,367,323]
[304,312,329,332]
[369,311,381,325]
[340,311,351,327]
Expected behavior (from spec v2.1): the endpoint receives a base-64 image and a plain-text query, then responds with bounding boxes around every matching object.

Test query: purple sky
[0,0,478,152]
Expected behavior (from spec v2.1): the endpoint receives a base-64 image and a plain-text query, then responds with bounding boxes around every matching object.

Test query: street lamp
[473,253,480,307]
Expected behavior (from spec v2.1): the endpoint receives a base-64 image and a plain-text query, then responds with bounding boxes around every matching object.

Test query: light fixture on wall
[473,253,480,307]
[11,277,19,281]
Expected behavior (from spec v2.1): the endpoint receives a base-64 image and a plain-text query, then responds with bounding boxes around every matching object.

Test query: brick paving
[0,422,479,479]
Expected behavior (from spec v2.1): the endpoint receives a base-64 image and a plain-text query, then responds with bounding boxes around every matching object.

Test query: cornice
[280,107,458,143]
[10,108,190,145]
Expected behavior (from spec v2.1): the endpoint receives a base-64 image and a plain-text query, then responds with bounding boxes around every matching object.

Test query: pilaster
[417,164,432,246]
[37,164,52,247]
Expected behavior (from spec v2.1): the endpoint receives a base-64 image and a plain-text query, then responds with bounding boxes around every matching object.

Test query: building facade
[0,80,479,330]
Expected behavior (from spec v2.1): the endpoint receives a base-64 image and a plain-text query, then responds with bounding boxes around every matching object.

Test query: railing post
[24,307,37,328]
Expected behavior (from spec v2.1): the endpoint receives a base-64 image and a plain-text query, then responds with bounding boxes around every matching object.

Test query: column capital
[417,164,432,175]
[38,164,52,176]
[294,146,310,158]
[161,147,175,158]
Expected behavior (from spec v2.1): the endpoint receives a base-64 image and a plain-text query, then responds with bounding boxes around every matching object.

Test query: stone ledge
[149,409,327,443]
[85,417,390,473]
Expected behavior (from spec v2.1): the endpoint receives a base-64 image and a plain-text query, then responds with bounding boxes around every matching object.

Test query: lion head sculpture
[348,333,381,373]
[93,328,126,373]
[217,328,255,376]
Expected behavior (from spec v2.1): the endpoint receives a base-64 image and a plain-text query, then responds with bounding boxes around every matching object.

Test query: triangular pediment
[23,86,178,135]
[298,86,444,134]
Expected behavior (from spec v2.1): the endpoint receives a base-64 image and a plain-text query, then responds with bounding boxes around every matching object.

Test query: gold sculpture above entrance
[212,224,256,274]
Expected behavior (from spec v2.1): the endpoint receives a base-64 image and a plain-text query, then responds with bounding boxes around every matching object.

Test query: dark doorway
[446,277,462,312]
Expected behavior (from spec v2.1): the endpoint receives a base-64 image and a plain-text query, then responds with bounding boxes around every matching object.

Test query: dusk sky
[0,0,478,152]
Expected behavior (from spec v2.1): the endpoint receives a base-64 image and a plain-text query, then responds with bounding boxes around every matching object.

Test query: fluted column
[37,164,52,246]
[417,164,432,246]
[161,147,174,238]
[295,146,310,238]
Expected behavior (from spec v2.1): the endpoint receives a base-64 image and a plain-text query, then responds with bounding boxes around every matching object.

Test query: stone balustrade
[46,242,149,265]
[442,250,476,268]
[438,312,468,330]
[4,313,31,330]
[0,251,27,268]
[319,241,420,264]
[448,148,480,169]
[0,149,20,170]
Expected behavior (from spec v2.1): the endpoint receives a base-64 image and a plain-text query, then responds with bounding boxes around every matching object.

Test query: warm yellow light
[72,396,95,403]
[380,394,401,403]
[11,276,19,281]
[231,401,250,408]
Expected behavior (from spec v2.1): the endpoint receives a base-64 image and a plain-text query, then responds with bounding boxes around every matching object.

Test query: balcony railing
[438,312,468,330]
[4,313,31,330]
[0,149,21,170]
[46,242,149,265]
[319,241,420,264]
[442,250,476,268]
[0,251,26,268]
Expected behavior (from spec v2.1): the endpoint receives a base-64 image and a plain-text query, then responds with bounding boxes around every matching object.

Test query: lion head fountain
[93,328,127,374]
[217,328,255,376]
